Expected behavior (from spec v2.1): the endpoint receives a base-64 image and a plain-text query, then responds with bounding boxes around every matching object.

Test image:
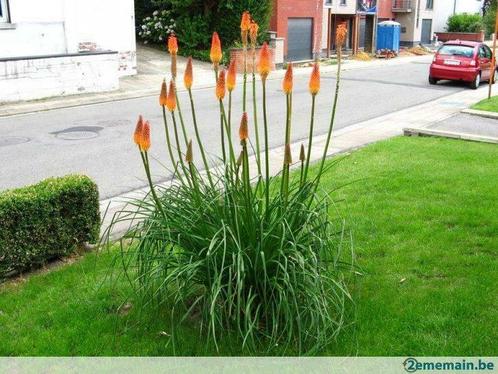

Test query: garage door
[287,18,313,61]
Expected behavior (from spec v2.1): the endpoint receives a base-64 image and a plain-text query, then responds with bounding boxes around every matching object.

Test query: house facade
[0,0,136,102]
[321,0,377,54]
[270,0,324,61]
[391,0,435,45]
[433,0,483,33]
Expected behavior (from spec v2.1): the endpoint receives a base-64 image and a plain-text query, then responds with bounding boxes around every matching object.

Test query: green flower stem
[219,103,227,164]
[243,46,247,112]
[300,158,305,186]
[188,89,214,188]
[303,94,316,184]
[162,107,185,185]
[252,68,262,178]
[262,79,270,211]
[170,111,193,188]
[141,150,166,220]
[175,90,189,147]
[228,91,232,139]
[281,93,292,198]
[219,100,236,167]
[316,47,343,187]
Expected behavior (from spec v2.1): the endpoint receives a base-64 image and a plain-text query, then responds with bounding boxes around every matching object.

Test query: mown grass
[471,95,498,112]
[0,136,497,356]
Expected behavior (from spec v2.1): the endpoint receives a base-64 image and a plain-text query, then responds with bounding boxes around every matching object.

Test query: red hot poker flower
[134,115,144,147]
[184,57,193,90]
[239,112,249,141]
[257,42,271,80]
[168,35,178,55]
[140,121,151,152]
[159,80,168,106]
[309,63,320,96]
[210,32,223,66]
[282,63,293,94]
[166,81,176,112]
[216,70,226,100]
[227,59,237,92]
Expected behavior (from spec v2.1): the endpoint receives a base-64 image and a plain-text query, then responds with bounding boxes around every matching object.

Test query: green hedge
[0,175,100,279]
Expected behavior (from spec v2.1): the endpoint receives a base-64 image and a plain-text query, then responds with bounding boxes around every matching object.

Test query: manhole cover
[0,136,30,147]
[51,126,103,140]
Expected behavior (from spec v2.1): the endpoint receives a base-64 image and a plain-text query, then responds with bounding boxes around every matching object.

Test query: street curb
[461,108,498,120]
[403,127,498,144]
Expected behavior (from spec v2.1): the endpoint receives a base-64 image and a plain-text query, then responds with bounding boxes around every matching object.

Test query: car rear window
[438,45,475,58]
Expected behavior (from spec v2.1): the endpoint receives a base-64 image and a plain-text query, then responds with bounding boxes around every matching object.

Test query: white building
[0,0,136,102]
[433,0,484,32]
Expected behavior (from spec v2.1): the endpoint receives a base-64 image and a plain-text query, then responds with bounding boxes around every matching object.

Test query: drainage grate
[0,136,31,147]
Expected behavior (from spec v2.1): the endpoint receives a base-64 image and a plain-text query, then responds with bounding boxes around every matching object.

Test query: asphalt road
[0,56,470,199]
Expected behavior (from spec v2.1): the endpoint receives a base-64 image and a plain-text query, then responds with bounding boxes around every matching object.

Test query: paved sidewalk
[0,48,432,118]
[101,83,489,238]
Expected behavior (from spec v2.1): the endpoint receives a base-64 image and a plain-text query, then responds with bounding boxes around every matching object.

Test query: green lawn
[1,136,497,356]
[471,95,498,112]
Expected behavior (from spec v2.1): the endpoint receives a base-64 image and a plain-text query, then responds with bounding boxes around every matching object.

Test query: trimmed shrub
[0,175,100,279]
[447,13,483,33]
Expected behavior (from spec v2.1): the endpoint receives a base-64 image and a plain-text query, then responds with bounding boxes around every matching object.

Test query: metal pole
[488,10,498,99]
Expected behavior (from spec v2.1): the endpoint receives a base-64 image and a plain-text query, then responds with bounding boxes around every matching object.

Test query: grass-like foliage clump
[104,15,352,354]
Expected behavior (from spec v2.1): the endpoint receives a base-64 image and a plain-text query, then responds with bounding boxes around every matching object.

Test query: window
[484,45,492,59]
[426,0,433,9]
[0,0,10,23]
[340,0,346,5]
[324,0,333,5]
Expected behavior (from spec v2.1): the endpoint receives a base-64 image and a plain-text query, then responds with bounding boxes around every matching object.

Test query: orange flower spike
[166,81,176,112]
[282,63,293,94]
[227,59,237,92]
[159,80,168,106]
[216,69,226,100]
[309,63,320,96]
[184,57,193,90]
[141,121,151,152]
[210,32,223,66]
[240,11,251,32]
[249,21,259,48]
[240,11,251,47]
[239,112,249,141]
[336,23,348,48]
[257,42,271,80]
[133,115,144,147]
[168,35,178,55]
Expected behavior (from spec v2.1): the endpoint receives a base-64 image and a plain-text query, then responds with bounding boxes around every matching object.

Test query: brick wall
[435,31,485,43]
[270,0,324,58]
[229,47,276,74]
[377,0,394,20]
[0,52,119,103]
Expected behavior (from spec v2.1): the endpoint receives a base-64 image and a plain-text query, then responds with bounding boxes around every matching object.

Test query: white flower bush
[138,10,176,44]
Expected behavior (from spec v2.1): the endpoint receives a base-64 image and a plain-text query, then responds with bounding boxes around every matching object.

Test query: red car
[429,40,497,89]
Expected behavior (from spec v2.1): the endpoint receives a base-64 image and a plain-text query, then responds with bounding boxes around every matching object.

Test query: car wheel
[470,73,481,90]
[429,76,438,85]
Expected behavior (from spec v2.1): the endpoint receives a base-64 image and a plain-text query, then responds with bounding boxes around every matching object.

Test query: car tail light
[470,59,477,67]
[433,55,437,62]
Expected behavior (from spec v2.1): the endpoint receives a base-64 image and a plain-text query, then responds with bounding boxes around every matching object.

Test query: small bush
[0,175,100,279]
[446,13,483,33]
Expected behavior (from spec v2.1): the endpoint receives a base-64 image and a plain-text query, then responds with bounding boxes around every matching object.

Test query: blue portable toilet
[376,21,401,53]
